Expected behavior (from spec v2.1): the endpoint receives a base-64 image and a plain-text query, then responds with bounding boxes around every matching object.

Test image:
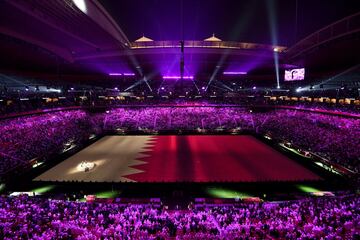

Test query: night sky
[98,0,360,46]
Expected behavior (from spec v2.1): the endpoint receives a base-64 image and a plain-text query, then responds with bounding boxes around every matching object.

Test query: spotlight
[161,87,165,90]
[114,87,118,90]
[252,86,257,90]
[73,0,87,13]
[25,86,29,91]
[273,47,279,52]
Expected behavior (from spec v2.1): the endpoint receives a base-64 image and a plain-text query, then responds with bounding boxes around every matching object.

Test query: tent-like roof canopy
[204,33,222,42]
[135,35,154,42]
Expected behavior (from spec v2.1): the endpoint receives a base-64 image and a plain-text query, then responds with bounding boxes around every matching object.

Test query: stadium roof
[0,0,359,87]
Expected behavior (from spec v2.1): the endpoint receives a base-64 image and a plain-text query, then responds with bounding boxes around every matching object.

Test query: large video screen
[284,68,305,81]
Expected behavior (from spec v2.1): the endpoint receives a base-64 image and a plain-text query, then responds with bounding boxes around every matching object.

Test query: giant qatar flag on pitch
[35,135,321,183]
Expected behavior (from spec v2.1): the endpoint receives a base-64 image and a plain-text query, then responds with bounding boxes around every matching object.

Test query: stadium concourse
[0,0,360,239]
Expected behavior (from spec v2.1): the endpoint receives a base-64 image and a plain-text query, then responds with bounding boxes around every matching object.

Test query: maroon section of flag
[124,135,322,182]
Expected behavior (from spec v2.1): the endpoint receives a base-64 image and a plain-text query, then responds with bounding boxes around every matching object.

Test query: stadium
[0,0,359,239]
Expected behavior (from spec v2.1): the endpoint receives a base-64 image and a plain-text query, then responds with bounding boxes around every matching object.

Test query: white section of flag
[34,136,155,182]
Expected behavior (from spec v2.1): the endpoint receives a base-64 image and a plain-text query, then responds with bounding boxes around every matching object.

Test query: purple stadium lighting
[223,71,247,75]
[163,76,194,80]
[109,73,135,76]
[123,73,135,76]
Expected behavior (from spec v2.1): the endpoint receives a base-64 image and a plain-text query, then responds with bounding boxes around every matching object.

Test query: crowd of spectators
[0,93,359,116]
[103,107,253,131]
[0,107,359,179]
[0,110,102,176]
[253,110,360,172]
[271,101,360,115]
[0,194,358,239]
